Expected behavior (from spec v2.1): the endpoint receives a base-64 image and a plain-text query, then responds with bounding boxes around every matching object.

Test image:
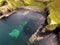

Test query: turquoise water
[0,10,45,45]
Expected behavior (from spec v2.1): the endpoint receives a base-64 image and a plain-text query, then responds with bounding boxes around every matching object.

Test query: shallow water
[0,9,45,45]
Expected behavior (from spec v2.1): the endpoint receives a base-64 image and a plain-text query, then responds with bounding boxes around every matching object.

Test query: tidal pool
[0,9,45,45]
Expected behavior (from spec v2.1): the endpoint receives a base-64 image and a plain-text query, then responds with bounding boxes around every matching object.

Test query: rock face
[28,33,58,45]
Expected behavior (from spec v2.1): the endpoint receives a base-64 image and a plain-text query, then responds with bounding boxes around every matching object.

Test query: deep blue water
[0,9,45,45]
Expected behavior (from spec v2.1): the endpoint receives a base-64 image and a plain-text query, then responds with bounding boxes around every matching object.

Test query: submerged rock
[9,29,20,38]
